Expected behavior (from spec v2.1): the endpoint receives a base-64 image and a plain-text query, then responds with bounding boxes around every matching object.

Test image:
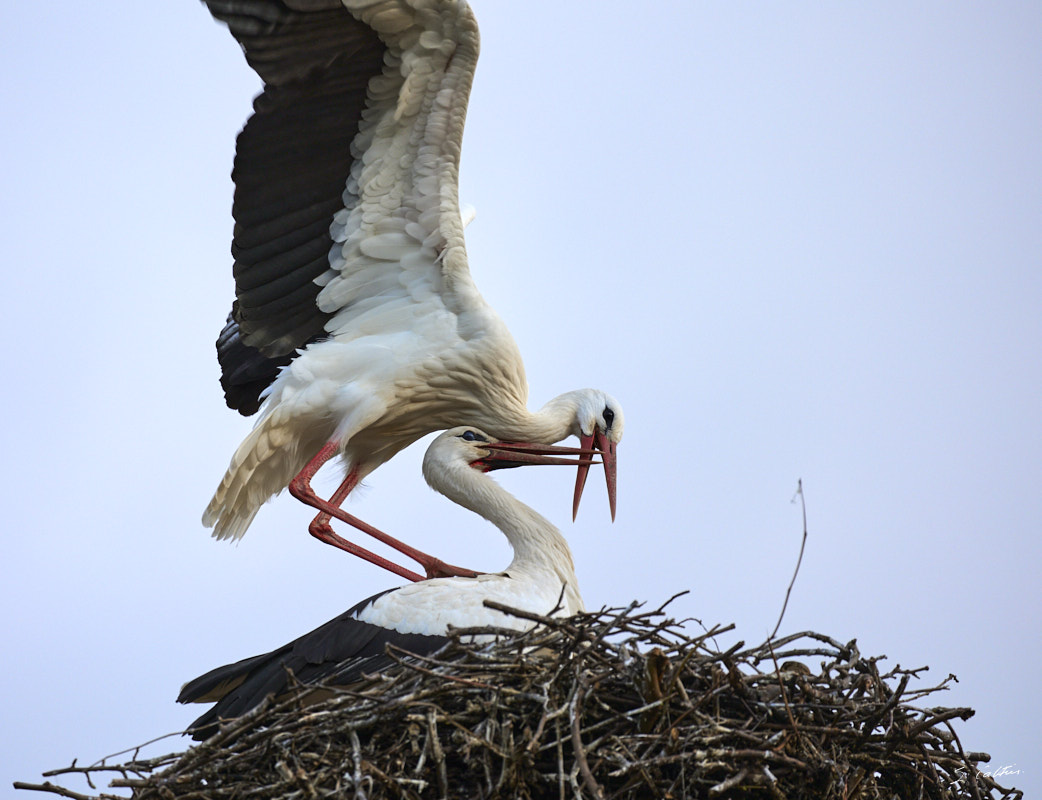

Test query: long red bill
[476,441,601,471]
[572,430,618,522]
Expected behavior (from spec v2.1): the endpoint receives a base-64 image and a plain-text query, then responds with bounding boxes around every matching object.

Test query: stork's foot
[422,560,481,580]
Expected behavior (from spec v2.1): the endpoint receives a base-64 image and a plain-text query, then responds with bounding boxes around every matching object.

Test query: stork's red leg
[304,464,423,582]
[288,441,479,581]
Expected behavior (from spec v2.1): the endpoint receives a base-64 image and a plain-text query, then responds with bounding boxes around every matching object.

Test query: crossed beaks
[478,441,601,471]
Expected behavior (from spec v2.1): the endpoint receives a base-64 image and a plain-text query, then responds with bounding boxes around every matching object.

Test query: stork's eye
[602,407,615,429]
[460,430,487,442]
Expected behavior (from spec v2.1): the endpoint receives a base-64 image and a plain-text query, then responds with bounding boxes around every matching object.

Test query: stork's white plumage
[179,428,586,740]
[199,0,624,581]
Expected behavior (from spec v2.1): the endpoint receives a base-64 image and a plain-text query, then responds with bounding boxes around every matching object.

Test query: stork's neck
[426,459,580,598]
[491,391,585,445]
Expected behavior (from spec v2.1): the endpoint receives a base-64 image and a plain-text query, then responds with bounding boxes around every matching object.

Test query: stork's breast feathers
[356,574,572,637]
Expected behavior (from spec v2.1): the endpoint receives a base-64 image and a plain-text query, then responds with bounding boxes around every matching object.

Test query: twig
[765,637,800,737]
[770,479,808,639]
[569,681,605,800]
[11,784,100,800]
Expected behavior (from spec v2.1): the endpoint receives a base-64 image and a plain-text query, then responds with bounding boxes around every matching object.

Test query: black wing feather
[201,0,386,414]
[178,588,449,740]
[215,308,293,415]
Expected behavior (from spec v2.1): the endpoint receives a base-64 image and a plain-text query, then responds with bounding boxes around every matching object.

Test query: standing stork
[199,0,624,582]
[180,427,589,740]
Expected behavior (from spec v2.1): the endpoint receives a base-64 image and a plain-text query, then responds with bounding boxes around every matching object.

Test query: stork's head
[568,390,625,444]
[541,389,623,522]
[569,390,623,522]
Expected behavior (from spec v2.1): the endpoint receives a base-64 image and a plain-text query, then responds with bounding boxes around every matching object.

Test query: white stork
[199,0,624,582]
[179,427,588,740]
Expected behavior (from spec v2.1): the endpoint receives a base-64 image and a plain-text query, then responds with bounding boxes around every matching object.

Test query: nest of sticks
[17,598,1022,800]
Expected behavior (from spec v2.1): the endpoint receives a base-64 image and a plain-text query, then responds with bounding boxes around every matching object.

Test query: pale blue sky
[3,3,1039,796]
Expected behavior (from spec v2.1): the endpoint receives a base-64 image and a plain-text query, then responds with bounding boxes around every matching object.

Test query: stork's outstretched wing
[204,0,481,414]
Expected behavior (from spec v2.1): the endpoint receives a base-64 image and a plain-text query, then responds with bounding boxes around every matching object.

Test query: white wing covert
[317,0,482,337]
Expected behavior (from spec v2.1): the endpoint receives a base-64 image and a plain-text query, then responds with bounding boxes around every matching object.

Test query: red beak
[474,441,601,471]
[573,430,617,522]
